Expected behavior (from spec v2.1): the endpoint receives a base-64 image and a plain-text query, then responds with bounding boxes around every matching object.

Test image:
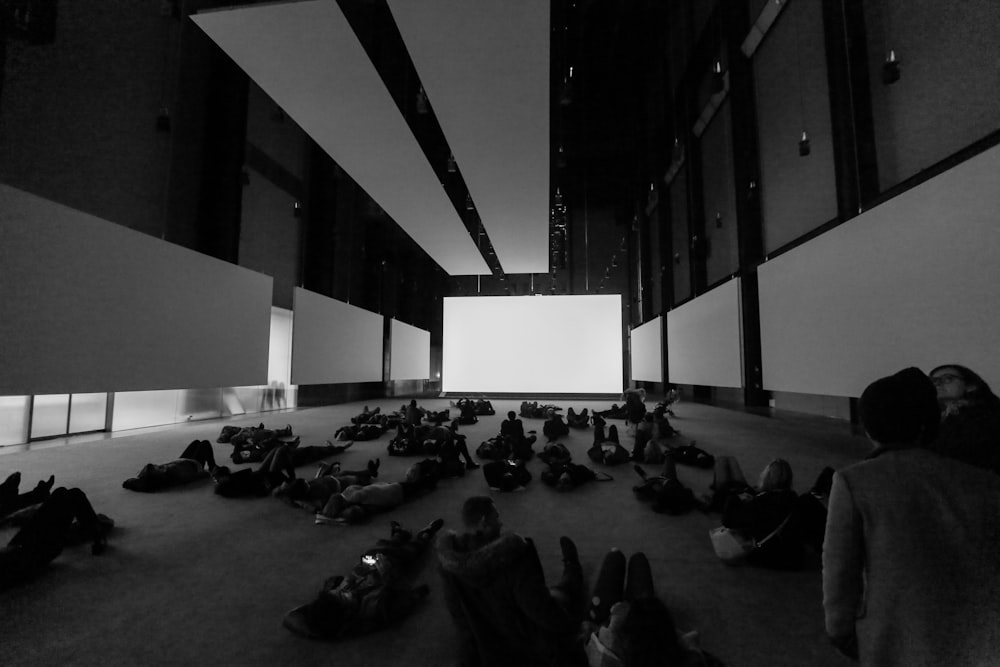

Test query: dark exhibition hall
[2,1,999,665]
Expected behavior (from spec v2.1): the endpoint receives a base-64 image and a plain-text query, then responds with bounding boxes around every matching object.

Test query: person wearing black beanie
[823,368,1000,666]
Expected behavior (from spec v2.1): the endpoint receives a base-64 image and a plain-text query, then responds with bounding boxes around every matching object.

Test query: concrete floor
[0,397,870,666]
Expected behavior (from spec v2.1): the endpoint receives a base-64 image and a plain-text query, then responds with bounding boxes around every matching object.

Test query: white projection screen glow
[667,278,744,388]
[758,143,1000,397]
[390,319,430,380]
[630,317,663,383]
[443,295,623,394]
[0,184,272,395]
[291,288,384,385]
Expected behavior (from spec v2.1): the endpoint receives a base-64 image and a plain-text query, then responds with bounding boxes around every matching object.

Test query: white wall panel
[630,317,663,383]
[291,289,384,385]
[667,279,743,388]
[390,319,430,381]
[0,185,272,395]
[759,144,1000,397]
[443,295,623,394]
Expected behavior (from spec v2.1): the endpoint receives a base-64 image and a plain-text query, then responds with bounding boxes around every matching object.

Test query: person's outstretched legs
[624,552,654,601]
[551,536,584,619]
[179,440,218,471]
[1,473,54,515]
[587,548,626,624]
[259,444,296,479]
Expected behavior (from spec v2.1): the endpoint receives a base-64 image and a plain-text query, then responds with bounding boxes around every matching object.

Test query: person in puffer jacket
[436,496,585,667]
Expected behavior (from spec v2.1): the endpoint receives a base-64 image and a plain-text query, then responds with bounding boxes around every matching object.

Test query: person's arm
[512,538,579,634]
[822,472,864,659]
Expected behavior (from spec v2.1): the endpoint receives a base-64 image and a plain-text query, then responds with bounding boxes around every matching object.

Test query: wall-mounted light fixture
[882,49,901,85]
[711,60,725,93]
[798,130,811,157]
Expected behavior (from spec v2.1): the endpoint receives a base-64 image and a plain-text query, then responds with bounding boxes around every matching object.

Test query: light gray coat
[823,448,1000,666]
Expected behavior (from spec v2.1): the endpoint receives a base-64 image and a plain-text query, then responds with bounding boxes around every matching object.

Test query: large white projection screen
[759,144,1000,397]
[667,278,744,388]
[390,319,430,380]
[630,317,663,383]
[291,289,384,385]
[0,185,272,395]
[443,295,623,394]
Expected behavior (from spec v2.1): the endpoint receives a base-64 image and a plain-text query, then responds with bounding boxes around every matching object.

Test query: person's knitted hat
[860,367,939,445]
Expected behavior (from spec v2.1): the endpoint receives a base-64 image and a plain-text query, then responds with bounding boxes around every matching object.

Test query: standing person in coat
[436,496,584,667]
[823,367,1000,665]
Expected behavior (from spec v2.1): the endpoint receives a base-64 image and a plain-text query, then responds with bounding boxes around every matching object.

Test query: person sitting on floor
[456,400,479,425]
[122,440,220,493]
[632,453,697,515]
[500,410,537,457]
[1,487,113,590]
[581,548,722,667]
[404,399,426,426]
[0,472,55,519]
[436,496,584,667]
[716,458,802,569]
[543,412,570,441]
[927,363,1000,474]
[282,517,445,640]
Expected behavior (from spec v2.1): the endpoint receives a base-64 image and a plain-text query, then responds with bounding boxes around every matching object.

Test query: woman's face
[930,368,968,403]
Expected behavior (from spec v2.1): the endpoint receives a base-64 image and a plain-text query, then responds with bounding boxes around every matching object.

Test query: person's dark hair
[929,364,1000,406]
[461,496,497,526]
[410,399,417,407]
[507,411,516,420]
[620,597,682,667]
[860,367,939,445]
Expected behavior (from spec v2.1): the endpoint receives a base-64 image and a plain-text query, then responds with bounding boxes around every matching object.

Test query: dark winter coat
[436,531,580,667]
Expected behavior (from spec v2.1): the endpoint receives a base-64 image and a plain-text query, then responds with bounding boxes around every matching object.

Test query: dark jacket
[929,402,1000,474]
[437,531,580,667]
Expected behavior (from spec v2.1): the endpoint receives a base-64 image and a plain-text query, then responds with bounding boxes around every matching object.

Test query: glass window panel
[68,393,107,433]
[111,390,179,431]
[175,388,223,423]
[30,394,69,439]
[0,396,30,447]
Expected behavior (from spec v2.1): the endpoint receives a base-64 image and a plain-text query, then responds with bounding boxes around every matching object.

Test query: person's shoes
[417,518,445,540]
[559,536,580,566]
[465,461,481,471]
[314,513,337,525]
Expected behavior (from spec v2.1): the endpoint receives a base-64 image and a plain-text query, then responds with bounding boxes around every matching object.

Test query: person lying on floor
[632,454,697,515]
[594,403,629,420]
[272,459,381,514]
[1,487,113,590]
[0,472,55,520]
[539,442,610,492]
[333,423,385,442]
[581,548,723,667]
[519,401,562,419]
[588,423,629,466]
[122,440,220,493]
[422,408,451,425]
[350,405,381,425]
[482,458,533,492]
[213,444,358,499]
[282,517,445,640]
[218,422,293,446]
[566,407,591,429]
[313,460,441,525]
[667,440,714,469]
